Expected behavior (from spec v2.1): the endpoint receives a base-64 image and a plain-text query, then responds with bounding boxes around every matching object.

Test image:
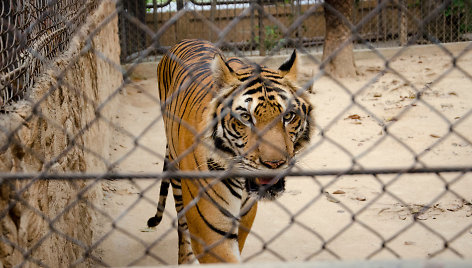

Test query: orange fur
[152,39,313,264]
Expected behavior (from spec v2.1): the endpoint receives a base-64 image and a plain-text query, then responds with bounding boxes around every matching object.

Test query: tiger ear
[211,53,238,88]
[278,49,297,81]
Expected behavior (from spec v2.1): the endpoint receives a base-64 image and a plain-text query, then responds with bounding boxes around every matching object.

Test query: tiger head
[205,51,313,200]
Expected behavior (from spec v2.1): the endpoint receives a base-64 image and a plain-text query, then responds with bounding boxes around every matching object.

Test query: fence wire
[119,0,472,62]
[0,0,98,112]
[1,0,472,267]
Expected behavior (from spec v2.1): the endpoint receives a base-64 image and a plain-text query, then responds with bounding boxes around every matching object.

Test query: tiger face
[205,51,313,200]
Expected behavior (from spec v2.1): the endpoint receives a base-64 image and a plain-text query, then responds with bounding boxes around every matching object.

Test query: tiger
[147,39,313,264]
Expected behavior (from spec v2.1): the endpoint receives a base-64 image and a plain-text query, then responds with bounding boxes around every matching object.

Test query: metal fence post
[210,0,217,42]
[294,0,302,48]
[152,0,161,49]
[119,0,147,61]
[399,0,407,46]
[175,0,185,43]
[258,0,266,56]
[177,0,184,10]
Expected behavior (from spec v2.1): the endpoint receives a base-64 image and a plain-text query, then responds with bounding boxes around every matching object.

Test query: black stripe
[171,179,182,189]
[174,194,183,203]
[302,103,307,115]
[243,86,263,96]
[213,136,237,156]
[238,75,252,82]
[225,120,242,139]
[228,178,243,189]
[202,178,230,205]
[262,68,279,75]
[235,142,245,148]
[222,179,242,199]
[264,74,283,79]
[267,86,287,93]
[207,159,225,171]
[186,184,238,240]
[159,180,170,198]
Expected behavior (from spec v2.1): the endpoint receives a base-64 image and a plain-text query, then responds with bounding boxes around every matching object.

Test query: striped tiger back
[157,40,220,165]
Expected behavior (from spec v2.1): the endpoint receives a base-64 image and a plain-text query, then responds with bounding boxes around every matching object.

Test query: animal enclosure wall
[0,0,122,266]
[1,0,472,267]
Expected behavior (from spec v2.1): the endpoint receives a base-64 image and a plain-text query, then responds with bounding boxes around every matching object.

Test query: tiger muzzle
[260,159,286,170]
[246,176,286,200]
[246,158,287,200]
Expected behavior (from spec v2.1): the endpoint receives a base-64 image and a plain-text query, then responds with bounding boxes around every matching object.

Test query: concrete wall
[0,0,122,266]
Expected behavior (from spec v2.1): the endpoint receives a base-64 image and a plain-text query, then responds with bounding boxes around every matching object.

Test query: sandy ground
[95,43,472,266]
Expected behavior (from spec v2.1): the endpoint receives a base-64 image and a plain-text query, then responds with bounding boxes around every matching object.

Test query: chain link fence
[0,0,98,112]
[119,0,472,62]
[1,0,472,267]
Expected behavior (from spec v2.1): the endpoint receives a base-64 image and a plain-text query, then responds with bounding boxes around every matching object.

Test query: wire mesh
[119,0,472,62]
[1,0,472,267]
[0,0,98,112]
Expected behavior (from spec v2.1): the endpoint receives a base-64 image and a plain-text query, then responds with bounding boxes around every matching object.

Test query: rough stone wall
[0,1,122,267]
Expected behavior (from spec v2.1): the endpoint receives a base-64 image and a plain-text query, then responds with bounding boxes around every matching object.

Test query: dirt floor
[95,43,472,266]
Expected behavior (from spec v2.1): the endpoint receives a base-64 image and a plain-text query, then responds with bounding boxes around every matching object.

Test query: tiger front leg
[238,199,257,253]
[182,179,244,263]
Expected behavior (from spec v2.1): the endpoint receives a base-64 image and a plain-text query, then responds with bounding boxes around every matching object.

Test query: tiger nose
[261,159,286,169]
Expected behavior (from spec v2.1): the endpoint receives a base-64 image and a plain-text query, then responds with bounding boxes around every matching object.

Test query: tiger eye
[283,111,295,122]
[240,113,252,123]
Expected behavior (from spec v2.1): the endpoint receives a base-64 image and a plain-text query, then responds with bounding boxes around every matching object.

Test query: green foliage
[444,0,472,34]
[254,25,286,51]
[145,0,174,13]
[444,0,469,17]
[264,25,282,49]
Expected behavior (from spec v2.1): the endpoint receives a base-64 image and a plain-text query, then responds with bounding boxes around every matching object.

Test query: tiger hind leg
[170,179,197,264]
[148,149,196,264]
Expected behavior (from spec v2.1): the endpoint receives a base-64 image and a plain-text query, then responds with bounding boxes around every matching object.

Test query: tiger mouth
[256,177,277,185]
[206,158,286,199]
[245,177,285,200]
